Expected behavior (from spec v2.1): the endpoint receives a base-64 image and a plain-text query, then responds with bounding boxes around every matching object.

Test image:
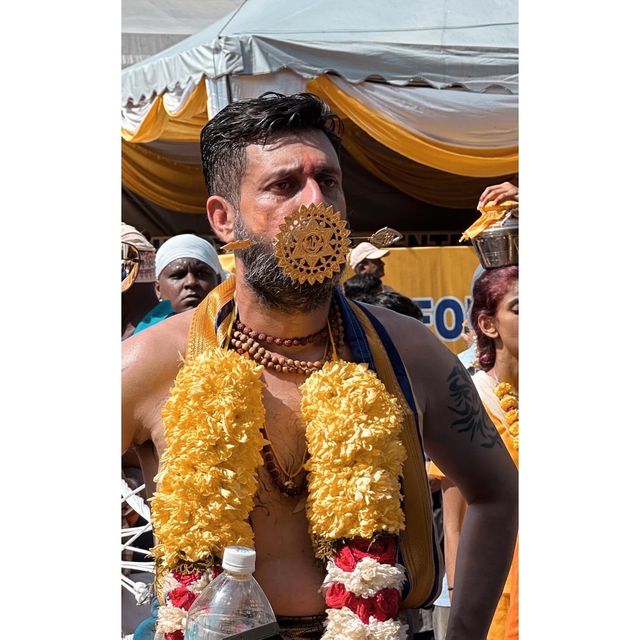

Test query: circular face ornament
[273,203,351,284]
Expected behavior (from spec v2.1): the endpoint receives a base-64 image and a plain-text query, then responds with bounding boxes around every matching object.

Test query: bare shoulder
[122,310,193,378]
[363,303,458,389]
[122,310,193,450]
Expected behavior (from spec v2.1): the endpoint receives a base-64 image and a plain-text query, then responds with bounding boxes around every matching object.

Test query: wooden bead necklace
[231,300,345,375]
[234,320,327,347]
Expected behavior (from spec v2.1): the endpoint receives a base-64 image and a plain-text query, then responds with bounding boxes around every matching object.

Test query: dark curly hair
[200,92,343,206]
[470,265,518,371]
[343,273,383,300]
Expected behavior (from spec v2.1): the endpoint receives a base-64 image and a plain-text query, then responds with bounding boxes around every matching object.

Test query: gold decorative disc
[273,203,350,284]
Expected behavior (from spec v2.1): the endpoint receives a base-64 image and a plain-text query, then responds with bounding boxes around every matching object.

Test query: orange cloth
[428,369,518,639]
[504,539,519,640]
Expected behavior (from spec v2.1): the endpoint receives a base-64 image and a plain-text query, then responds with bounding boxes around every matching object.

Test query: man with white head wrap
[154,234,226,284]
[133,234,227,335]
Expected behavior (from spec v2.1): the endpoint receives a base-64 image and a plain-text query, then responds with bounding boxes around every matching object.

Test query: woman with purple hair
[470,266,519,400]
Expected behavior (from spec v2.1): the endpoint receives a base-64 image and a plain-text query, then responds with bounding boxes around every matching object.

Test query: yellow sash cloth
[187,276,441,608]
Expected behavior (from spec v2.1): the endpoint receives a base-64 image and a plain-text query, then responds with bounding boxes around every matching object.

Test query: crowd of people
[121,92,519,640]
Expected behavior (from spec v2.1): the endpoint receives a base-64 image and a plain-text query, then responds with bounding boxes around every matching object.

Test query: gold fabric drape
[308,75,518,178]
[122,141,207,213]
[121,75,517,212]
[122,80,209,143]
[341,121,516,208]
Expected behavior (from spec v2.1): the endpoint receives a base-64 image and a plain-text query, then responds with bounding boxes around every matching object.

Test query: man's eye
[272,180,293,191]
[323,177,338,188]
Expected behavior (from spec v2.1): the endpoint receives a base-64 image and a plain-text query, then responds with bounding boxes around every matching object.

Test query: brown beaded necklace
[230,300,345,375]
[231,298,345,496]
[234,320,327,347]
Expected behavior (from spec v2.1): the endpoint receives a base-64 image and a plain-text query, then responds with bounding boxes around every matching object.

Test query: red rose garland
[321,535,407,638]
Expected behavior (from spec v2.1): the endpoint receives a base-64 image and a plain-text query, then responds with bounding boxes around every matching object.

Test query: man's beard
[233,215,343,313]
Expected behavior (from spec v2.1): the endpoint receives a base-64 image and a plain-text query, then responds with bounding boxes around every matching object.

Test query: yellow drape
[121,80,209,143]
[121,75,517,211]
[341,121,516,208]
[307,75,518,177]
[122,122,516,213]
[122,141,208,213]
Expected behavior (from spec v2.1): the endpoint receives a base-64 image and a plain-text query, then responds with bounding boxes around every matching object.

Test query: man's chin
[249,277,337,313]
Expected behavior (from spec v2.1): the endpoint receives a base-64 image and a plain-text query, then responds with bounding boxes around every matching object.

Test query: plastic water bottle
[184,546,280,640]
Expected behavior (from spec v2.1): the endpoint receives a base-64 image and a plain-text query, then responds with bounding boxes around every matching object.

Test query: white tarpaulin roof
[122,0,244,67]
[122,0,518,105]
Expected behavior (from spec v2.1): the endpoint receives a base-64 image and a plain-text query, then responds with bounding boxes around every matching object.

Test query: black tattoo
[446,362,503,449]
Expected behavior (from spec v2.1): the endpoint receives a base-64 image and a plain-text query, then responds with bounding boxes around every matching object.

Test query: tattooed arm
[370,307,518,640]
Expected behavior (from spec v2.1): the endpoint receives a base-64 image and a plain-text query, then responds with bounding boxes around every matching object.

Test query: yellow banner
[382,247,480,354]
[220,247,479,355]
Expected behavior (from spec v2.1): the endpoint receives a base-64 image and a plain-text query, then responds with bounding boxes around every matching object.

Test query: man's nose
[183,271,198,287]
[299,178,324,206]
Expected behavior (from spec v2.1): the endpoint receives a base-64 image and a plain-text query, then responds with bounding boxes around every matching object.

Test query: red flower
[325,582,357,609]
[353,596,376,624]
[372,588,401,621]
[335,535,397,571]
[334,545,358,572]
[172,571,202,587]
[167,586,198,611]
[327,583,401,624]
[172,565,221,587]
[165,631,184,640]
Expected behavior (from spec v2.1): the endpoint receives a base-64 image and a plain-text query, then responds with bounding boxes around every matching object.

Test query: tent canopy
[122,0,245,67]
[122,0,517,104]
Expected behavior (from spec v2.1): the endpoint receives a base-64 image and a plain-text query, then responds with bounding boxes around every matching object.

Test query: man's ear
[477,312,499,339]
[154,281,162,301]
[207,195,236,243]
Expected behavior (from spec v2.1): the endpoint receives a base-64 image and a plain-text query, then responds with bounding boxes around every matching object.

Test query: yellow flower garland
[494,381,519,450]
[151,350,407,581]
[151,348,267,583]
[301,361,407,545]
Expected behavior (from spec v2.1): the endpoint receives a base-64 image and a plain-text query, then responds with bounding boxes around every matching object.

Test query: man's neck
[233,270,332,341]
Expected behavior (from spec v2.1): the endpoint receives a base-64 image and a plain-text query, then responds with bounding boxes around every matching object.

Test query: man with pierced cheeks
[122,93,517,640]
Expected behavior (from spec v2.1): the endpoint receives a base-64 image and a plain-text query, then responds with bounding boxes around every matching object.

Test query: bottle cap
[222,546,256,574]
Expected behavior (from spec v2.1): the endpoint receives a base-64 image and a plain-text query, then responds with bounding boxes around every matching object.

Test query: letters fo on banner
[414,295,472,343]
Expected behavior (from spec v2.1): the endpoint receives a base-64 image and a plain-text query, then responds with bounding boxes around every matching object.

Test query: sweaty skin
[122,130,517,637]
